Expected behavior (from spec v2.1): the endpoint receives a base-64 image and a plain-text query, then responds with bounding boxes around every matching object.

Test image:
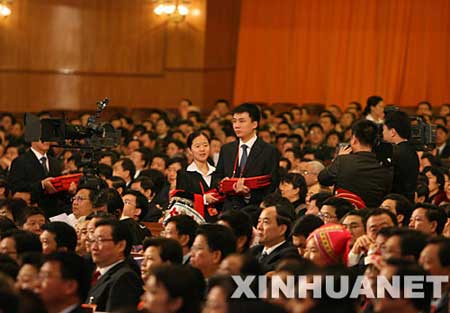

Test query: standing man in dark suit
[214,103,280,211]
[36,251,90,313]
[86,219,143,312]
[318,119,393,208]
[251,202,298,273]
[8,140,64,217]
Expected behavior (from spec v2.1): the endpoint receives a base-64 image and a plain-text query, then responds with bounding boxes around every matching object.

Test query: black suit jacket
[177,167,221,221]
[86,261,143,312]
[439,143,450,159]
[8,149,66,217]
[250,241,298,273]
[214,138,280,210]
[318,151,393,208]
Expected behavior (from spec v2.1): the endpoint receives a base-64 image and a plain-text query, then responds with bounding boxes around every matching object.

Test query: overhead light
[152,0,195,22]
[0,4,11,17]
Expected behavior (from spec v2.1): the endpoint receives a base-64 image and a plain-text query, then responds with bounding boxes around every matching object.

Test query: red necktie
[91,270,101,286]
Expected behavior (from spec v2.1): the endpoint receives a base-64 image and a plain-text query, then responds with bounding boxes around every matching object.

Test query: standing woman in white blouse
[176,131,221,222]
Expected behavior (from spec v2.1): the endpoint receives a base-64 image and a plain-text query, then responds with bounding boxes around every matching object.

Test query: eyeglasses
[318,212,337,220]
[123,199,136,206]
[87,237,115,246]
[71,196,89,203]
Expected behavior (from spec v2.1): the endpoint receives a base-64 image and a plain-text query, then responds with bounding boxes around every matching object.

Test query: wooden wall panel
[0,0,240,112]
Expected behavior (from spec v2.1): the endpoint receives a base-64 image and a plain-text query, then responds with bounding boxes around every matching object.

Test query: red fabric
[307,223,352,266]
[91,270,101,286]
[335,188,366,209]
[220,175,271,194]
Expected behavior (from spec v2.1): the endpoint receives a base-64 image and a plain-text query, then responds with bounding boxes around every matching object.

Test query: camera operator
[382,110,419,203]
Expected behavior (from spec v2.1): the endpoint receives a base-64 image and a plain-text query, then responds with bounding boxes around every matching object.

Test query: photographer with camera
[382,110,419,203]
[318,119,393,208]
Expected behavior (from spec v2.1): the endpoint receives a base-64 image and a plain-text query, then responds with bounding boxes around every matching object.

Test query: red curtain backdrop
[234,0,450,108]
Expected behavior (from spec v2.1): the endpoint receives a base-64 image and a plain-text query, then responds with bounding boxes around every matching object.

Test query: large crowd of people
[0,97,449,313]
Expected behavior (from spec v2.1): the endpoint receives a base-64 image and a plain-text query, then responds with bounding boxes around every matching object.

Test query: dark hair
[167,157,187,170]
[320,113,337,125]
[384,110,411,139]
[279,157,292,171]
[93,188,124,218]
[150,264,205,313]
[364,208,398,227]
[309,192,333,207]
[232,103,261,126]
[423,167,445,191]
[195,224,236,261]
[151,153,169,169]
[348,101,362,111]
[351,119,379,147]
[41,222,77,252]
[44,251,90,301]
[414,203,447,234]
[280,173,307,204]
[139,169,166,194]
[135,147,153,168]
[291,214,324,238]
[121,189,149,221]
[417,101,432,110]
[320,197,353,220]
[116,158,136,181]
[218,210,253,252]
[132,176,155,197]
[4,199,28,223]
[382,193,413,225]
[165,215,198,248]
[341,210,366,230]
[186,131,210,149]
[264,202,295,239]
[95,219,133,256]
[387,228,428,261]
[426,236,450,267]
[142,237,183,264]
[0,254,19,280]
[0,217,17,237]
[2,230,42,255]
[109,176,126,191]
[415,183,429,202]
[16,206,46,227]
[97,164,113,179]
[307,123,324,134]
[363,95,383,116]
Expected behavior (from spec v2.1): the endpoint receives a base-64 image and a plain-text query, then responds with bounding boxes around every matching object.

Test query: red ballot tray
[220,175,271,194]
[50,173,83,192]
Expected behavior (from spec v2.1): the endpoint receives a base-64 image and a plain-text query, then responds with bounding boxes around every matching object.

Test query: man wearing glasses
[86,219,143,312]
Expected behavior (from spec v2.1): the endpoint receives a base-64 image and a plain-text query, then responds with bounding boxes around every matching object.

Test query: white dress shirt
[238,134,258,164]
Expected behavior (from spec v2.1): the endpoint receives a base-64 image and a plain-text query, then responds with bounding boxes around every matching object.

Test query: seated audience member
[113,158,136,187]
[306,191,332,215]
[318,197,353,224]
[304,223,352,267]
[130,176,162,222]
[140,237,183,282]
[162,215,198,264]
[107,176,126,195]
[415,183,429,203]
[150,153,169,174]
[375,260,432,313]
[419,237,450,313]
[190,224,236,279]
[0,229,42,261]
[381,228,428,261]
[15,252,43,291]
[423,167,447,205]
[252,202,298,273]
[17,206,47,235]
[130,147,152,179]
[0,199,14,222]
[120,189,151,245]
[218,253,263,276]
[409,203,447,236]
[1,198,28,223]
[36,252,90,313]
[69,186,96,223]
[380,193,413,227]
[278,172,307,216]
[92,187,124,219]
[74,219,89,256]
[217,209,253,253]
[0,253,19,281]
[341,210,366,246]
[291,214,324,255]
[0,216,17,237]
[141,264,205,313]
[40,221,78,254]
[87,219,143,312]
[347,208,397,267]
